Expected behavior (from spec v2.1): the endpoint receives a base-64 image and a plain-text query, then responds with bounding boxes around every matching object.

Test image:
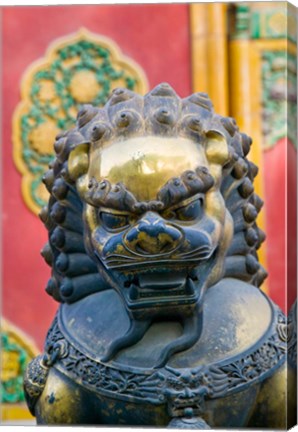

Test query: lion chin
[88,222,218,366]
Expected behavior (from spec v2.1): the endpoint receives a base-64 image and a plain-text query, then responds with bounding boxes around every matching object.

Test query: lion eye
[174,198,203,221]
[99,212,129,230]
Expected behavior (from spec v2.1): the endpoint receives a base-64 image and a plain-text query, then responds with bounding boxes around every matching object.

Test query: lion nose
[124,212,182,255]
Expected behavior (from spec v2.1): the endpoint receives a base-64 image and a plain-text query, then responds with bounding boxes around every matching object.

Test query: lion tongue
[138,272,186,291]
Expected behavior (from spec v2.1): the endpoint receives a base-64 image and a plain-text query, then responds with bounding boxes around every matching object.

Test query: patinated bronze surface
[24,84,293,427]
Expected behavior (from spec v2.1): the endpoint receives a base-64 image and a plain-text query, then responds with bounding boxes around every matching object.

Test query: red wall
[2,5,192,349]
[263,138,296,313]
[263,139,284,311]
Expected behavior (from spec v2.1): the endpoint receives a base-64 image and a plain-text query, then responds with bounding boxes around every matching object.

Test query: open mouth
[122,271,200,308]
[94,247,217,310]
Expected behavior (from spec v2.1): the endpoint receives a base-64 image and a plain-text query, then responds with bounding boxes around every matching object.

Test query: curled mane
[40,83,267,304]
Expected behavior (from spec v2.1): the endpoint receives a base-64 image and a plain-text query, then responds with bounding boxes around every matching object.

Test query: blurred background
[1,2,297,422]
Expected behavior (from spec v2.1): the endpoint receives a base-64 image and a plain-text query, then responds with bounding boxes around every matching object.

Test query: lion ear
[68,143,90,181]
[205,130,229,165]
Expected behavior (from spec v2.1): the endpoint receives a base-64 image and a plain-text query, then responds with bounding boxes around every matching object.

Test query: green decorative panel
[1,321,38,405]
[231,2,297,43]
[1,333,27,403]
[13,28,148,215]
[262,51,297,149]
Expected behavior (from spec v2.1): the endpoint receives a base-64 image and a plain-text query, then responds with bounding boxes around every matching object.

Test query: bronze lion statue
[24,83,292,427]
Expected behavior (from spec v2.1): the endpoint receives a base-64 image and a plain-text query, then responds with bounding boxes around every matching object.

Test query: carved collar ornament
[27,302,287,419]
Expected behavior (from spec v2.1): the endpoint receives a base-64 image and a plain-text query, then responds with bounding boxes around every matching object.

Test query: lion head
[41,83,267,365]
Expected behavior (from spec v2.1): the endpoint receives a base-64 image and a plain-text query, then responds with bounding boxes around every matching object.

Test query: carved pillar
[190,3,269,284]
[190,3,229,116]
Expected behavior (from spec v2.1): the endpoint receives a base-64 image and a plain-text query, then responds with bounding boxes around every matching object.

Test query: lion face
[71,134,233,319]
[42,84,266,364]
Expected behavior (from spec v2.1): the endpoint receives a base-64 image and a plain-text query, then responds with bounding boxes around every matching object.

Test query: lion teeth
[129,284,139,300]
[185,278,195,295]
